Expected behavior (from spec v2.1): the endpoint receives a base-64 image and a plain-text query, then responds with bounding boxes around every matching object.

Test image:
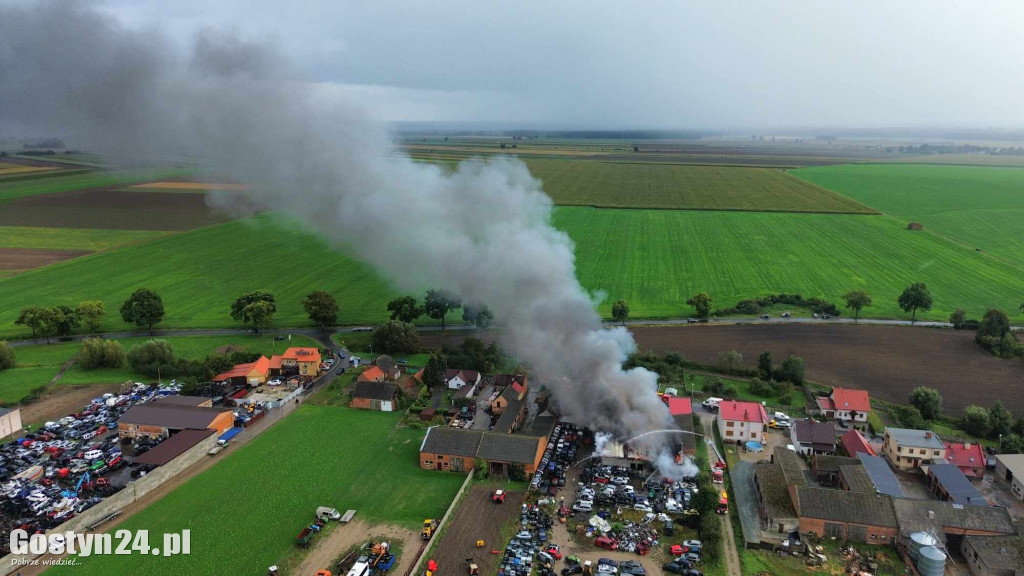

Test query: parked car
[595,536,619,551]
[759,314,770,320]
[780,312,791,318]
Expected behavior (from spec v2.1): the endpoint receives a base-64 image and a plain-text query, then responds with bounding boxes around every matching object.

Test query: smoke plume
[0,2,693,475]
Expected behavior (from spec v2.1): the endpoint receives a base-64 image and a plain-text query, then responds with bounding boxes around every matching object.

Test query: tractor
[421,519,439,540]
[491,489,505,504]
[465,558,479,576]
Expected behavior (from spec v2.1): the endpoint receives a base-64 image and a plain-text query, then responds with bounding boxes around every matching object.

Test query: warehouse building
[118,402,235,439]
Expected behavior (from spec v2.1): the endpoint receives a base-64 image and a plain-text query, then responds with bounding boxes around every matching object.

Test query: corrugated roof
[928,463,988,506]
[120,403,232,430]
[420,427,483,457]
[962,534,1022,572]
[477,434,542,465]
[839,464,875,493]
[795,487,898,527]
[352,380,397,401]
[152,395,209,407]
[132,429,215,466]
[892,498,1016,537]
[494,394,525,433]
[858,453,905,497]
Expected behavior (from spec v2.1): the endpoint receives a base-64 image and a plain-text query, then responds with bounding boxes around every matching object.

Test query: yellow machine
[421,519,439,540]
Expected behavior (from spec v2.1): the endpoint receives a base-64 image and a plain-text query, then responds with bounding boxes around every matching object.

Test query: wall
[0,409,22,439]
[404,469,474,576]
[1,432,218,574]
[797,517,898,545]
[419,452,474,473]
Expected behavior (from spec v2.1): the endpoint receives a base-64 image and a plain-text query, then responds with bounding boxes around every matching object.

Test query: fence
[1,433,219,574]
[404,470,475,576]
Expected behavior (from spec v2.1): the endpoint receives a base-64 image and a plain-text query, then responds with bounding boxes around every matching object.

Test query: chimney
[964,442,970,450]
[927,510,934,519]
[925,432,932,439]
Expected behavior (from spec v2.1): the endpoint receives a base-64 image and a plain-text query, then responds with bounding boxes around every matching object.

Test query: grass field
[49,406,465,576]
[794,163,1024,271]
[523,159,877,213]
[0,168,188,203]
[0,226,167,251]
[0,334,321,402]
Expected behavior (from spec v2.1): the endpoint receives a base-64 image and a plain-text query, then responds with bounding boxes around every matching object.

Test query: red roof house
[213,356,271,386]
[719,400,768,423]
[818,388,871,423]
[942,441,987,479]
[717,400,768,443]
[358,366,385,383]
[841,429,876,457]
[666,397,692,416]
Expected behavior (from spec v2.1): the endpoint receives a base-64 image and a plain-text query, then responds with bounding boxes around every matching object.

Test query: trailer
[296,527,315,548]
[218,427,243,443]
[340,509,357,524]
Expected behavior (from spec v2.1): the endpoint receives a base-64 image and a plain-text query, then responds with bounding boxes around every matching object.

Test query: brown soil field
[629,324,1024,416]
[0,247,91,270]
[432,485,523,575]
[130,181,247,190]
[0,188,247,230]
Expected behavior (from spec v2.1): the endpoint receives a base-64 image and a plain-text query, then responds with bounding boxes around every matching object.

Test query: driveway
[729,460,762,547]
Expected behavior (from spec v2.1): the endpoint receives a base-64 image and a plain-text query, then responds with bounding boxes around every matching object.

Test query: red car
[595,536,619,551]
[545,545,563,560]
[594,476,610,484]
[491,490,506,504]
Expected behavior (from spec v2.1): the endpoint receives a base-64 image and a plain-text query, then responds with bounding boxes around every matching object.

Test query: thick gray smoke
[0,2,694,476]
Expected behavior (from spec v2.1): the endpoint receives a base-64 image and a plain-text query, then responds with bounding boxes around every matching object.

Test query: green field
[49,406,465,576]
[0,168,187,203]
[0,334,321,402]
[0,226,167,251]
[520,158,877,213]
[795,163,1024,270]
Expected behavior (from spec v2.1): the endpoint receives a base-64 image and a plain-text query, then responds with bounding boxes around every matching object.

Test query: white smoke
[0,2,692,476]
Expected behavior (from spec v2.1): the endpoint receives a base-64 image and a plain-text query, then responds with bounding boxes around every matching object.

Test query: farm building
[882,427,945,470]
[131,428,216,467]
[375,355,402,380]
[0,407,22,439]
[350,380,399,412]
[418,427,546,475]
[491,376,528,434]
[811,455,858,485]
[791,419,837,455]
[753,460,799,534]
[794,487,900,544]
[840,429,876,457]
[151,395,213,408]
[491,374,527,414]
[280,347,322,377]
[961,534,1020,576]
[358,365,386,383]
[890,498,1016,545]
[993,454,1024,500]
[941,441,986,479]
[925,463,988,506]
[444,369,481,391]
[854,453,905,498]
[717,400,768,444]
[213,355,271,386]
[118,403,235,439]
[814,387,871,423]
[907,222,924,230]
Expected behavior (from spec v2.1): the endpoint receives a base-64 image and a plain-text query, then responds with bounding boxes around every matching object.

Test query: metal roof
[927,463,988,506]
[886,427,944,449]
[133,429,215,466]
[858,453,906,497]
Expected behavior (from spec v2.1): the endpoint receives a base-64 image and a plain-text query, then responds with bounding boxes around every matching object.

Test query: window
[726,431,733,437]
[750,432,757,439]
[920,449,926,455]
[933,451,940,456]
[727,421,734,427]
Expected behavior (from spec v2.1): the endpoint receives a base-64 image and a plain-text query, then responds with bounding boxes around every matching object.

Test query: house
[350,381,399,412]
[444,369,481,391]
[493,386,527,434]
[961,534,1020,576]
[213,355,271,386]
[281,347,322,377]
[358,365,386,383]
[840,429,876,457]
[375,355,402,381]
[419,427,546,475]
[117,403,235,439]
[882,427,945,470]
[717,400,768,444]
[815,387,870,423]
[941,441,987,479]
[491,374,527,414]
[663,396,696,455]
[791,419,837,455]
[0,407,22,439]
[925,463,988,506]
[993,454,1024,500]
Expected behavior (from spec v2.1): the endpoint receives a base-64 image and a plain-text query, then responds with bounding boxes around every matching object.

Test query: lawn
[0,334,321,402]
[0,168,188,203]
[555,207,1024,322]
[48,406,466,576]
[0,226,168,251]
[794,163,1024,271]
[332,332,431,367]
[522,159,877,213]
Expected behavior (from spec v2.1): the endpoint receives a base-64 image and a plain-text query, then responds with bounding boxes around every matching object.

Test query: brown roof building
[118,403,235,439]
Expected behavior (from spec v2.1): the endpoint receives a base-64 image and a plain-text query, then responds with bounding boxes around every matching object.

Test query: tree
[120,288,165,333]
[231,290,276,322]
[909,386,942,421]
[387,296,424,323]
[424,289,461,329]
[687,292,713,320]
[988,400,1013,439]
[977,309,1011,341]
[611,299,630,325]
[77,301,105,334]
[78,338,125,370]
[301,290,338,330]
[961,405,990,437]
[841,290,872,321]
[757,351,773,381]
[715,350,744,371]
[126,339,176,378]
[462,303,494,329]
[51,305,80,337]
[0,341,15,371]
[14,307,46,339]
[895,405,926,429]
[241,301,275,333]
[442,337,502,373]
[949,308,967,328]
[1000,434,1024,454]
[422,352,447,389]
[777,354,805,385]
[897,282,933,322]
[370,321,420,354]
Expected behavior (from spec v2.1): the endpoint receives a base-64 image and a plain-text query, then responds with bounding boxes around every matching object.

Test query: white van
[316,507,341,521]
[702,397,723,410]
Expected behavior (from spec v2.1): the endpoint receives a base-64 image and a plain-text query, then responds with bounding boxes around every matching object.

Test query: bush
[371,321,420,355]
[78,338,125,370]
[894,405,926,429]
[749,378,774,396]
[126,339,176,378]
[722,385,739,398]
[961,405,991,437]
[715,350,744,371]
[909,386,942,421]
[702,380,725,394]
[0,341,15,370]
[777,355,805,385]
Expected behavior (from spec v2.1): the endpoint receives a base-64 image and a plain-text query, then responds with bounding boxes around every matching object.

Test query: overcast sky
[76,0,1024,128]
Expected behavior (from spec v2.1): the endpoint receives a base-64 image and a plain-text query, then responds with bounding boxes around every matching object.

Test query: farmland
[0,168,186,203]
[629,324,1024,415]
[522,158,877,213]
[795,163,1024,270]
[0,226,166,251]
[47,406,465,576]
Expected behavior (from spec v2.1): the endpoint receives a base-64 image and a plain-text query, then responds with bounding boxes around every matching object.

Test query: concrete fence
[404,470,475,576]
[2,433,219,574]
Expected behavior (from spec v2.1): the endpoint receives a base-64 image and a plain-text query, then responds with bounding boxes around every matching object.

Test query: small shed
[420,407,437,421]
[907,222,924,230]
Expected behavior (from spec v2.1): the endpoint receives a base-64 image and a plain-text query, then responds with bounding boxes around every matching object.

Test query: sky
[23,0,1024,128]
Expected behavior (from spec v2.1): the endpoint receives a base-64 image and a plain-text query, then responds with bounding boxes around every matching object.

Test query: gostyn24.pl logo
[10,529,190,557]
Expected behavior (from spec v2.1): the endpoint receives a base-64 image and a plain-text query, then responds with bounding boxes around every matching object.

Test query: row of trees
[387,291,493,329]
[15,301,106,339]
[902,386,1024,453]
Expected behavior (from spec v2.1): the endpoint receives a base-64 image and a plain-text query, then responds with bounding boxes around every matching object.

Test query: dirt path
[294,519,420,576]
[699,416,741,576]
[18,383,119,427]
